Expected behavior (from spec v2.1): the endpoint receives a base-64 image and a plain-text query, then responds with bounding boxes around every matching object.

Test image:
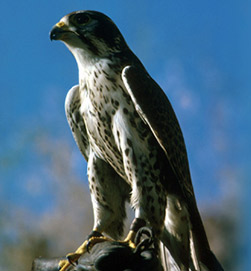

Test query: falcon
[50,10,223,271]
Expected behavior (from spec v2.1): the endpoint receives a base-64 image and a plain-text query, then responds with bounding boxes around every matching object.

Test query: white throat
[67,44,114,88]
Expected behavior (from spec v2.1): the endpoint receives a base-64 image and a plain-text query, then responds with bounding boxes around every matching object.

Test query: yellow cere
[56,21,65,28]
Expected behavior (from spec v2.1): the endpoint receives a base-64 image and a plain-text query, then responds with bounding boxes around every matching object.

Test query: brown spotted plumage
[50,10,223,271]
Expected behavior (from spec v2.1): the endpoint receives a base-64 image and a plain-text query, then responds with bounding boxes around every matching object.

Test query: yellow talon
[58,239,88,270]
[123,230,137,248]
[58,226,141,270]
[58,236,112,270]
[58,259,71,271]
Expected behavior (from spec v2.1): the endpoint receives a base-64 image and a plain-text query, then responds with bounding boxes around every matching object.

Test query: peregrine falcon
[50,10,223,271]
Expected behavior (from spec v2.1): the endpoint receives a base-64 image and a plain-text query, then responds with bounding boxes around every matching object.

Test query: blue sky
[0,0,250,269]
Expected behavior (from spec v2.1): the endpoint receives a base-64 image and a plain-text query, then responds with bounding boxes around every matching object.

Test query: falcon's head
[50,10,129,60]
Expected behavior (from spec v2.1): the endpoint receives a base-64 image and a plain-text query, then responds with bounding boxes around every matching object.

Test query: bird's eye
[75,14,91,25]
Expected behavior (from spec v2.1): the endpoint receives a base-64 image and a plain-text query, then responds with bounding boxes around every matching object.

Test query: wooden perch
[32,227,164,271]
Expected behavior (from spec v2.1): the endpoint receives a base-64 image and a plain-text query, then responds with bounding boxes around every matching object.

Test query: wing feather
[122,65,194,200]
[65,85,90,161]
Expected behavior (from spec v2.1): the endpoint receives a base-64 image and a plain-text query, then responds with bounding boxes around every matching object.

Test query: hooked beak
[50,21,70,41]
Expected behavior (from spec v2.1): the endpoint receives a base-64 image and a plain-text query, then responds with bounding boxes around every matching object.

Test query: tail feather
[160,196,224,271]
[160,242,180,271]
[189,204,224,271]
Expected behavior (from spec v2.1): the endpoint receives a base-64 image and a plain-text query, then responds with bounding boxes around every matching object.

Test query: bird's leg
[58,155,129,270]
[123,218,146,248]
[58,230,112,271]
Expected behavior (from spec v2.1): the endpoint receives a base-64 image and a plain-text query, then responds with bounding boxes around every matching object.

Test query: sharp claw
[58,232,109,269]
[86,240,92,253]
[67,255,76,267]
[87,230,103,239]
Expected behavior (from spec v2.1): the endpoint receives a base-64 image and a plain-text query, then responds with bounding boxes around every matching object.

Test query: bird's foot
[122,218,147,249]
[58,219,146,270]
[122,230,137,249]
[58,231,111,271]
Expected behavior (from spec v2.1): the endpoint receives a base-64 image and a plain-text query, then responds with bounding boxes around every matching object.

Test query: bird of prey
[50,10,223,271]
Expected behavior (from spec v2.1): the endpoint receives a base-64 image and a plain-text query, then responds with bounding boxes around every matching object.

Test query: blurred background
[0,1,250,270]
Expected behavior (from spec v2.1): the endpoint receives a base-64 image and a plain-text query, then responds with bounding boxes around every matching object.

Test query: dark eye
[75,14,91,25]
